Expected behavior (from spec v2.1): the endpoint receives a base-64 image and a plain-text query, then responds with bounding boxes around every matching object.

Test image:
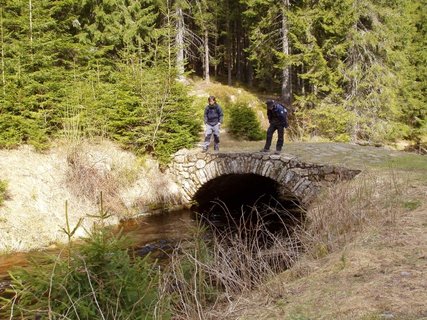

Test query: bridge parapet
[169,150,361,207]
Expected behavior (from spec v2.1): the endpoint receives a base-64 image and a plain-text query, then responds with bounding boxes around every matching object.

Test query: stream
[0,176,306,302]
[0,209,196,294]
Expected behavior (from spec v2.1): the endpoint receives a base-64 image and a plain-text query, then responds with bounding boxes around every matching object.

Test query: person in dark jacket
[260,99,288,154]
[202,96,224,152]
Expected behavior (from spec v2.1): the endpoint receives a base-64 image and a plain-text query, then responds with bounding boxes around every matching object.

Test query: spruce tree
[398,0,427,148]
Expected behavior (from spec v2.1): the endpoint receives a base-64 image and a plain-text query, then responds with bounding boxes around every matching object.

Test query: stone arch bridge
[169,150,361,209]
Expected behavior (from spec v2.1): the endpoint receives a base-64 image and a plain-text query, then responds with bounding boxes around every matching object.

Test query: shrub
[305,104,355,142]
[161,202,302,319]
[0,114,49,150]
[227,102,264,141]
[103,65,201,163]
[2,204,170,319]
[65,142,132,214]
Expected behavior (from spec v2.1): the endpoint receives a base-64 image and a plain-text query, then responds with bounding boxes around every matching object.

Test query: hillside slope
[0,140,180,253]
[223,189,427,319]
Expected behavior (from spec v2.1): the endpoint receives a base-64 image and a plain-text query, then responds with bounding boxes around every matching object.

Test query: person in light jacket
[202,96,223,152]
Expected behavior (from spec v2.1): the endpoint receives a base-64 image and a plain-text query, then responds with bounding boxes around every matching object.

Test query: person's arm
[267,109,272,123]
[283,109,289,128]
[204,106,208,124]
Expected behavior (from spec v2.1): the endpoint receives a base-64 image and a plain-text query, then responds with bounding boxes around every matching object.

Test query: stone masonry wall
[168,149,361,207]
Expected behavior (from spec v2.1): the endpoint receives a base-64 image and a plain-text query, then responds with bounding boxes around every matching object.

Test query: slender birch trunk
[176,7,185,80]
[166,0,172,71]
[224,0,232,85]
[281,0,291,105]
[204,29,210,83]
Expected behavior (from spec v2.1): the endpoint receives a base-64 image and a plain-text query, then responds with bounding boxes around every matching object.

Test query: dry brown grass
[160,201,305,319]
[213,170,427,320]
[0,144,100,253]
[120,158,183,213]
[65,143,128,215]
[65,139,182,216]
[158,169,426,320]
[300,171,406,257]
[0,139,183,253]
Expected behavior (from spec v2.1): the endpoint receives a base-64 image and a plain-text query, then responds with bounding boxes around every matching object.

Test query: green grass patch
[402,199,422,211]
[286,308,311,320]
[383,154,427,171]
[287,314,311,320]
[372,153,427,183]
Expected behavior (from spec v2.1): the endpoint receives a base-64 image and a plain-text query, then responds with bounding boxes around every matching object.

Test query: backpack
[271,103,289,128]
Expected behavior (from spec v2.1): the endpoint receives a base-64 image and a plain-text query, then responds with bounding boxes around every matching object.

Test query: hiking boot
[202,147,208,153]
[274,150,281,155]
[259,149,269,153]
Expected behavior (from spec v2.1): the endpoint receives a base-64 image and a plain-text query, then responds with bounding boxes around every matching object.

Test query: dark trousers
[263,123,284,151]
[204,123,220,151]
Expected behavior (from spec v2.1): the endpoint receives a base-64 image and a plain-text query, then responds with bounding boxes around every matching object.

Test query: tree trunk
[301,64,305,95]
[226,0,232,85]
[247,61,253,87]
[165,0,172,71]
[176,7,185,80]
[281,0,291,106]
[214,29,218,77]
[204,29,210,83]
[236,20,242,82]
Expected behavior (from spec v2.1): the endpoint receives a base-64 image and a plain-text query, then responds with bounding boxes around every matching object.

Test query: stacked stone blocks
[169,150,361,207]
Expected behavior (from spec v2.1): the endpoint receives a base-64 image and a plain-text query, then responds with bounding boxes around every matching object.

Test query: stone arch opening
[192,173,305,232]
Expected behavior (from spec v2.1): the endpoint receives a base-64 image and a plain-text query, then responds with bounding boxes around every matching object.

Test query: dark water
[0,209,196,287]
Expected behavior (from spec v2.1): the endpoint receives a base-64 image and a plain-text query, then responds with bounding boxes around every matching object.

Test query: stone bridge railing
[168,150,361,207]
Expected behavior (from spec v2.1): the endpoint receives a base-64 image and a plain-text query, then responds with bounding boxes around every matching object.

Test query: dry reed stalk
[160,200,304,319]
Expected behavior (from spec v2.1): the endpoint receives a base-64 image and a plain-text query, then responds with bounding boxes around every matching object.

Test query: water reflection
[122,209,195,245]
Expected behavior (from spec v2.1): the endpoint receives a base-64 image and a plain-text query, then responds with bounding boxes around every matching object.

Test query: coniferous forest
[0,0,426,160]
